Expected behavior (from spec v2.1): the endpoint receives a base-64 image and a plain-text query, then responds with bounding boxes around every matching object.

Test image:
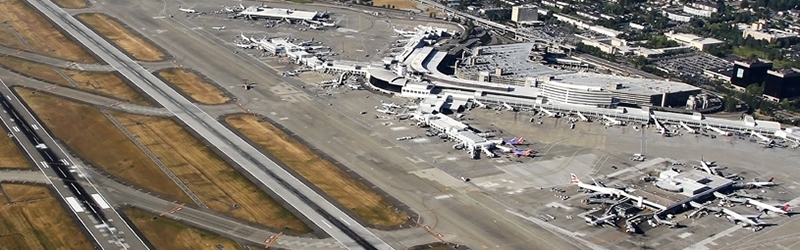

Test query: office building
[731,60,773,90]
[511,5,538,23]
[763,68,800,101]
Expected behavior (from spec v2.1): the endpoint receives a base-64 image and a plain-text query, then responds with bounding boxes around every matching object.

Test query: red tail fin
[783,204,790,212]
[518,137,525,144]
[570,173,581,184]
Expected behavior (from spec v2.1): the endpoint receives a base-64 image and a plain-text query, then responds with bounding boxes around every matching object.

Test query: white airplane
[576,111,589,122]
[705,124,731,136]
[570,173,625,197]
[374,106,395,115]
[178,6,197,13]
[746,198,791,215]
[238,32,254,43]
[234,43,256,49]
[502,103,516,111]
[299,37,315,46]
[585,214,618,227]
[540,108,556,117]
[495,144,514,153]
[699,157,718,176]
[380,100,401,109]
[481,146,496,158]
[680,121,697,134]
[721,208,768,230]
[746,177,778,188]
[212,26,226,30]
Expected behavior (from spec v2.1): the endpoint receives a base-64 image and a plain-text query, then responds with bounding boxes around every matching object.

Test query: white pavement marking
[684,225,742,250]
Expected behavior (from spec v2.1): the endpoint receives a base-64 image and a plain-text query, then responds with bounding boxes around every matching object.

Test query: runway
[23,0,390,248]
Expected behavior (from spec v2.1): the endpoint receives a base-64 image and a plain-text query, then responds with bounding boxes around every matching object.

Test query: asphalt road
[0,78,148,250]
[23,0,390,249]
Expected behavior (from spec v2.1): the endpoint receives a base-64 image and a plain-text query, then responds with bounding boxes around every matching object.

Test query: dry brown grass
[0,121,30,169]
[0,0,96,63]
[76,13,165,62]
[115,114,309,233]
[373,0,417,9]
[226,115,409,228]
[0,26,27,50]
[62,70,152,106]
[14,90,190,202]
[0,55,70,85]
[124,208,244,250]
[0,184,93,249]
[157,68,230,105]
[52,0,87,9]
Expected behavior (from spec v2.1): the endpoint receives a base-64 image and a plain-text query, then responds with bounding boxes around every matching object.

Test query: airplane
[585,214,618,227]
[380,100,402,109]
[392,26,417,37]
[212,26,226,30]
[721,208,769,230]
[234,43,256,49]
[502,103,516,111]
[501,137,525,145]
[238,32,255,43]
[746,198,792,216]
[510,148,534,157]
[481,146,497,158]
[495,144,514,153]
[570,173,625,197]
[282,71,298,77]
[178,6,197,13]
[699,156,719,176]
[299,37,315,46]
[375,106,395,115]
[746,177,778,188]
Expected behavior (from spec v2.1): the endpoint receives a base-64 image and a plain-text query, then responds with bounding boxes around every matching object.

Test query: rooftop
[458,43,568,78]
[666,32,724,45]
[551,73,702,95]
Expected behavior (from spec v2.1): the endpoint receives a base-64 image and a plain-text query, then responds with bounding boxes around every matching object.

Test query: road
[23,0,390,249]
[0,78,149,250]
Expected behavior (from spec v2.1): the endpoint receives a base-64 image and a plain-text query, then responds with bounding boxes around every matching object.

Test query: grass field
[0,0,96,63]
[62,70,152,106]
[157,68,230,105]
[76,13,165,62]
[52,0,87,9]
[0,26,27,50]
[0,127,29,169]
[0,184,93,249]
[15,90,190,202]
[226,115,409,228]
[124,208,244,250]
[373,0,417,9]
[114,114,309,233]
[0,56,151,106]
[0,55,71,85]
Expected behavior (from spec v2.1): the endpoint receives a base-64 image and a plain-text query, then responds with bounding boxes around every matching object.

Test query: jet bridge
[576,111,589,122]
[680,121,697,134]
[705,124,731,136]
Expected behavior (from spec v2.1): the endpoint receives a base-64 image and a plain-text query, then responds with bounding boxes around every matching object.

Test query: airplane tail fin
[570,173,581,185]
[518,137,525,144]
[783,204,790,212]
[768,177,774,182]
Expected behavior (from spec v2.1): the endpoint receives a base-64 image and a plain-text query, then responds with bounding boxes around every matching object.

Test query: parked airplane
[238,32,254,43]
[234,43,256,49]
[699,157,719,176]
[212,26,226,30]
[380,100,401,109]
[178,6,197,13]
[585,214,618,227]
[746,198,791,215]
[299,37,315,46]
[502,102,516,111]
[375,106,395,115]
[721,208,768,230]
[501,137,525,145]
[570,173,625,197]
[510,148,534,157]
[495,144,514,153]
[746,177,777,188]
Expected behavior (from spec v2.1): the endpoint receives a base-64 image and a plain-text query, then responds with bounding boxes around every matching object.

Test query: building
[763,68,800,101]
[239,6,320,21]
[455,43,566,87]
[739,22,798,43]
[511,5,538,23]
[731,60,773,90]
[663,11,693,22]
[665,32,723,51]
[683,5,714,17]
[545,73,702,107]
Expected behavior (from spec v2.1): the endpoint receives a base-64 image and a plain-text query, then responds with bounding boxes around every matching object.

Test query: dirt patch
[124,208,244,250]
[0,26,27,50]
[0,123,29,169]
[226,115,409,228]
[62,70,152,106]
[373,0,417,9]
[0,184,93,249]
[156,68,230,105]
[14,90,190,202]
[76,13,165,62]
[52,0,88,9]
[115,114,310,233]
[0,55,70,85]
[0,0,96,63]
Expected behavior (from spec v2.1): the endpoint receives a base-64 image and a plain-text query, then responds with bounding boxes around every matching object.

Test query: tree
[781,99,792,109]
[740,0,750,8]
[724,97,738,112]
[746,83,764,96]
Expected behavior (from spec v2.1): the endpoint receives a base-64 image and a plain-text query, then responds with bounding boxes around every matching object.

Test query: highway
[0,78,149,250]
[24,0,391,249]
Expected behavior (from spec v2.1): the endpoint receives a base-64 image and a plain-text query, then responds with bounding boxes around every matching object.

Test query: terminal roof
[458,43,567,78]
[553,73,701,95]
